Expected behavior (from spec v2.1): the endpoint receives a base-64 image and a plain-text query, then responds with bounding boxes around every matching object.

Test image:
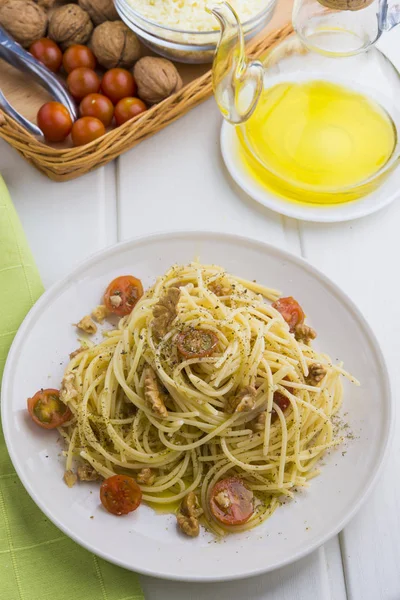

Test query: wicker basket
[0,23,293,181]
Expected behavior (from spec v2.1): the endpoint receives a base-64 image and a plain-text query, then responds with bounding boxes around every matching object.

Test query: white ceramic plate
[221,122,400,223]
[1,231,392,581]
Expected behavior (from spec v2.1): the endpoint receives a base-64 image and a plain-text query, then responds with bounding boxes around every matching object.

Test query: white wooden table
[1,28,399,600]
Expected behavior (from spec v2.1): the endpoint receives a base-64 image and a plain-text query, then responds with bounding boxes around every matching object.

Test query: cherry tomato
[67,67,100,101]
[114,97,147,126]
[271,391,291,423]
[101,68,136,105]
[210,477,254,526]
[29,38,62,73]
[71,116,105,146]
[62,44,96,73]
[104,275,144,317]
[79,93,114,127]
[177,329,218,359]
[37,102,73,142]
[100,474,142,516]
[27,389,72,430]
[272,296,305,332]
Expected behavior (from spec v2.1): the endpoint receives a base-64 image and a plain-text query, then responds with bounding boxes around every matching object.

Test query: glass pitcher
[209,0,400,204]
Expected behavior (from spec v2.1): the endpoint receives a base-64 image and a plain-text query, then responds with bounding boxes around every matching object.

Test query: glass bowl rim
[115,0,277,37]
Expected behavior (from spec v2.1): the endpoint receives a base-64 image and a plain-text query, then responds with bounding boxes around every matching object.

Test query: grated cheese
[127,0,266,31]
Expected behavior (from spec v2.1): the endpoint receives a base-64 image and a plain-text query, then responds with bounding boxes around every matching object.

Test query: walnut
[36,0,56,9]
[306,363,327,386]
[91,21,141,69]
[77,464,102,481]
[294,323,317,343]
[60,371,78,403]
[208,280,231,297]
[226,386,257,413]
[177,492,203,537]
[0,0,47,47]
[250,411,266,432]
[48,4,93,50]
[78,0,118,25]
[92,304,108,323]
[63,470,77,488]
[317,0,374,10]
[152,286,180,339]
[143,365,168,418]
[109,294,122,308]
[137,467,155,486]
[69,346,84,359]
[74,315,97,334]
[133,57,183,105]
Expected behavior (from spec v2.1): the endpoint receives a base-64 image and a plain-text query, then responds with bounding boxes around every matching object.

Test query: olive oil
[239,80,396,204]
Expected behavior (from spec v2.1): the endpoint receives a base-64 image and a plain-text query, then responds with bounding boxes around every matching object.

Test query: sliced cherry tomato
[67,67,100,101]
[79,93,114,127]
[29,38,62,72]
[71,116,105,146]
[37,102,73,142]
[114,97,147,126]
[62,44,96,73]
[210,477,254,526]
[100,474,142,515]
[27,389,72,429]
[177,329,218,358]
[104,275,144,316]
[101,68,136,105]
[272,296,305,332]
[271,391,291,423]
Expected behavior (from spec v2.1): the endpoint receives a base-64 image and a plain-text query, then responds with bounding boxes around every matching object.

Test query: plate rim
[1,230,394,582]
[220,122,400,223]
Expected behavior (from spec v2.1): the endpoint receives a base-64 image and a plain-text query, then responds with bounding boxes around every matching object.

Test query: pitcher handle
[380,0,400,30]
[208,2,264,125]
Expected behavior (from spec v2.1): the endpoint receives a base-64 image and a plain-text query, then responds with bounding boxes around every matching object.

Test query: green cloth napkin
[0,176,144,600]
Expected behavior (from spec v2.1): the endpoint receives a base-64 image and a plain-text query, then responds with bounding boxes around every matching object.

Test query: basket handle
[0,26,77,139]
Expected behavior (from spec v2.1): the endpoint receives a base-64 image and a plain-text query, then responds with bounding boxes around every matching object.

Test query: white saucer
[221,122,400,223]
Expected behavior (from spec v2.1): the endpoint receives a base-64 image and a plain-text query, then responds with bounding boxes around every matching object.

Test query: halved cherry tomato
[67,67,100,101]
[100,474,142,515]
[272,296,305,332]
[37,102,73,142]
[177,329,218,358]
[104,275,144,317]
[29,38,62,72]
[271,391,291,423]
[71,116,105,146]
[62,44,96,73]
[27,389,72,429]
[79,93,114,127]
[210,477,254,526]
[114,97,147,126]
[101,68,136,104]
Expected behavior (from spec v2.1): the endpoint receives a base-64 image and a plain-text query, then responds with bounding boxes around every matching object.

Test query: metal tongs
[0,25,77,140]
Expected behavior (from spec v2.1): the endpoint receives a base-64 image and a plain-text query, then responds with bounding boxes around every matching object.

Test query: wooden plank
[300,29,400,600]
[0,140,117,286]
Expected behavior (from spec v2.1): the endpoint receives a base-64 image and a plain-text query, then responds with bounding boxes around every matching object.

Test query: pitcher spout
[379,0,400,31]
[207,2,264,124]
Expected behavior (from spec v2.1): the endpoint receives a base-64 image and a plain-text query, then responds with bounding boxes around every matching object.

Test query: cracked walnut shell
[0,0,47,48]
[78,0,119,25]
[91,21,141,69]
[48,4,93,50]
[133,57,183,105]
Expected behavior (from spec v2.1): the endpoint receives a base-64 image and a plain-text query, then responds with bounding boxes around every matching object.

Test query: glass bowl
[114,0,277,64]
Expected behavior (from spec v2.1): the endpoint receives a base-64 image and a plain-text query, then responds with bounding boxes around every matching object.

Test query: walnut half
[294,323,317,343]
[226,386,257,413]
[306,363,327,386]
[152,286,180,340]
[137,467,155,486]
[143,366,168,418]
[176,491,203,537]
[74,315,97,334]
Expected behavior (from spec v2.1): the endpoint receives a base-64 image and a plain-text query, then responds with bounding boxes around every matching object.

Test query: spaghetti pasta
[59,262,358,536]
